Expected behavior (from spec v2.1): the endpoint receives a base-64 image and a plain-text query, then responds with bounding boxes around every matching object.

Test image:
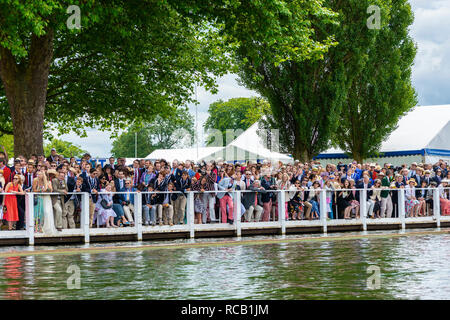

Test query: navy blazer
[355,181,373,200]
[119,187,136,205]
[64,176,76,203]
[261,177,276,203]
[175,177,191,195]
[81,176,100,203]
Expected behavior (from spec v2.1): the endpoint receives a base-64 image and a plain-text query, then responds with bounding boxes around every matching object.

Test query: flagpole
[196,83,198,162]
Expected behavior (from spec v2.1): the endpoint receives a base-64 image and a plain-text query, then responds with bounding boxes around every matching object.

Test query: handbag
[100,195,112,209]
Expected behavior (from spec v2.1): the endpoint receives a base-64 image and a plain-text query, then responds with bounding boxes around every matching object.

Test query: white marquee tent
[315,105,450,165]
[146,122,292,163]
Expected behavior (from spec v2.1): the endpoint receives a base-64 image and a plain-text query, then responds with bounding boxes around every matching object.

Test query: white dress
[95,190,117,226]
[42,195,57,235]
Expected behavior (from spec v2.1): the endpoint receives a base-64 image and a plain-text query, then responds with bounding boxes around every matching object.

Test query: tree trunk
[292,141,311,163]
[352,151,363,164]
[0,30,54,158]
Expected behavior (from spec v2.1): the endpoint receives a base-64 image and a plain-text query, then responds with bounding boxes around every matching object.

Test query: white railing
[0,187,448,245]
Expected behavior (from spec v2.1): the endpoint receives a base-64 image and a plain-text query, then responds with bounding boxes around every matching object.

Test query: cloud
[409,0,450,105]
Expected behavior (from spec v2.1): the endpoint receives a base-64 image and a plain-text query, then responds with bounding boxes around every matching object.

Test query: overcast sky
[56,0,450,157]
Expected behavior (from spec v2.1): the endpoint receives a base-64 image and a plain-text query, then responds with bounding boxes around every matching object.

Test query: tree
[1,0,339,159]
[111,109,194,158]
[238,0,411,162]
[234,1,345,161]
[43,139,87,158]
[0,0,230,157]
[204,97,270,145]
[0,134,14,160]
[333,0,417,163]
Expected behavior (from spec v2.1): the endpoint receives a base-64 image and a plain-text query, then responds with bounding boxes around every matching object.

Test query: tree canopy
[111,108,194,158]
[0,0,337,158]
[43,139,87,158]
[204,97,271,146]
[240,0,416,162]
[333,0,417,162]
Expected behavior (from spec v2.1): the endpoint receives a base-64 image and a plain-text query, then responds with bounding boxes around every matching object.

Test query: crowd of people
[0,146,449,233]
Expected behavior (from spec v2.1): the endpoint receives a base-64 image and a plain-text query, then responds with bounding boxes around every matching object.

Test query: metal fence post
[135,192,143,241]
[26,193,35,246]
[433,187,441,228]
[320,189,327,233]
[399,188,406,230]
[278,191,286,235]
[233,191,242,237]
[82,192,90,243]
[187,192,195,238]
[360,190,367,231]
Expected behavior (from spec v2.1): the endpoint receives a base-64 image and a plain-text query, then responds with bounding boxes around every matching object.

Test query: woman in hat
[405,178,420,217]
[439,179,450,216]
[2,174,25,230]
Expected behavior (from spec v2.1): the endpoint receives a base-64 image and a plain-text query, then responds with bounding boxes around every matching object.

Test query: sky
[55,0,450,158]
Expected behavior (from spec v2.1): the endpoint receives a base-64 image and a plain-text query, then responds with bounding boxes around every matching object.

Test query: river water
[0,229,450,300]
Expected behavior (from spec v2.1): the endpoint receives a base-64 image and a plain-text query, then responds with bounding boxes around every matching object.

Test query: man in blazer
[24,163,37,191]
[51,171,68,231]
[242,170,254,189]
[131,159,143,188]
[81,168,99,227]
[119,179,136,226]
[173,170,191,225]
[242,180,264,222]
[143,185,158,226]
[63,166,77,229]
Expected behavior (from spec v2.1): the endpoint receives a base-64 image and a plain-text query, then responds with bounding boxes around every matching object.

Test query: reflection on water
[0,232,450,299]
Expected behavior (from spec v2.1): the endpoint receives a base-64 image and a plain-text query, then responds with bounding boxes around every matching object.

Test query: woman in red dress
[2,175,24,230]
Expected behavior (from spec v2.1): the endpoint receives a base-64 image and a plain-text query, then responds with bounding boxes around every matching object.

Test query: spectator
[2,174,24,230]
[96,182,118,228]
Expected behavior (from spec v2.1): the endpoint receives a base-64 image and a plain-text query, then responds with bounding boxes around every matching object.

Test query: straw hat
[47,169,58,176]
[424,170,431,174]
[407,178,417,186]
[375,165,381,171]
[68,167,77,174]
[442,179,450,184]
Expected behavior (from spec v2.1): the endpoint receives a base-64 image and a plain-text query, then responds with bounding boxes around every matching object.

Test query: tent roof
[146,122,292,163]
[321,105,450,156]
[227,122,292,161]
[146,147,222,163]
